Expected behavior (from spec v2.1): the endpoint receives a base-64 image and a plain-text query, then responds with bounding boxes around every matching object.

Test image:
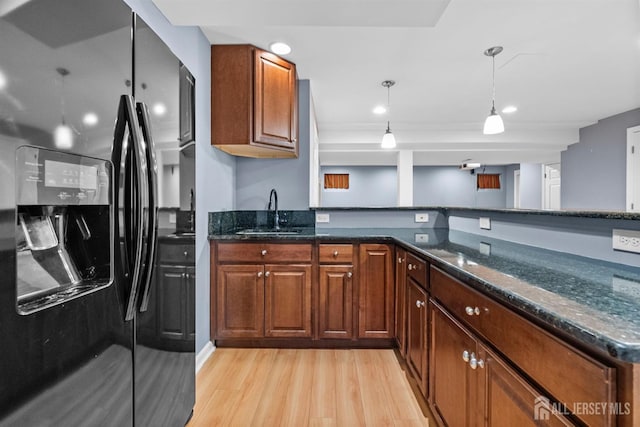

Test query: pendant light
[381,80,396,149]
[54,67,73,149]
[483,46,504,135]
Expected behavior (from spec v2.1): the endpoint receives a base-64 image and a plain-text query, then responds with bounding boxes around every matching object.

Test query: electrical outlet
[612,229,640,254]
[479,242,491,256]
[316,213,330,223]
[169,213,176,224]
[479,217,491,230]
[415,233,429,243]
[415,213,429,223]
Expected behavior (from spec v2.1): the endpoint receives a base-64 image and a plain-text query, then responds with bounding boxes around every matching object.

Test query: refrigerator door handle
[112,95,148,322]
[136,102,159,312]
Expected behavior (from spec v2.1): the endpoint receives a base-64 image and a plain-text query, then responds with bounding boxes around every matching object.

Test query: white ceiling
[153,0,640,166]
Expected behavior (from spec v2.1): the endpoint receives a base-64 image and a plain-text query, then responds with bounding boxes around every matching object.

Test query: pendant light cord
[491,54,496,111]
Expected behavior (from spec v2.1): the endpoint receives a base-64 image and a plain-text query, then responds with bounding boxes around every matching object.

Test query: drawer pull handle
[408,264,413,271]
[333,251,339,257]
[257,271,263,278]
[265,271,270,277]
[261,249,267,256]
[398,257,403,264]
[462,350,470,363]
[415,300,425,308]
[465,306,481,316]
[347,272,353,278]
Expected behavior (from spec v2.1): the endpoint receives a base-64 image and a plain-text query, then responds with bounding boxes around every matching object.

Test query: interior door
[543,163,561,210]
[627,126,640,212]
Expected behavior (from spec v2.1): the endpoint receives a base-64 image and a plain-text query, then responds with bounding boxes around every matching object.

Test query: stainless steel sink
[235,229,301,235]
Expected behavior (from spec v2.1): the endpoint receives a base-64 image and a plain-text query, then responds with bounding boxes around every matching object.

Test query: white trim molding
[195,341,216,373]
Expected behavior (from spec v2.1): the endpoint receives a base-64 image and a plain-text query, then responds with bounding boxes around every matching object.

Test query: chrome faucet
[268,188,280,231]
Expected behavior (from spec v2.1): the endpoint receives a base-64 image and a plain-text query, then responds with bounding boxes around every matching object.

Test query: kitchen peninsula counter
[209,227,640,362]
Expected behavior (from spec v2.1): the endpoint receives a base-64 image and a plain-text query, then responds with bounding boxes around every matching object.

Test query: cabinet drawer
[319,244,353,264]
[406,252,428,289]
[158,242,195,264]
[217,242,312,263]
[430,266,616,427]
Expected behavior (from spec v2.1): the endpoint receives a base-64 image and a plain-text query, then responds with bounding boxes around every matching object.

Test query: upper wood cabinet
[211,44,298,158]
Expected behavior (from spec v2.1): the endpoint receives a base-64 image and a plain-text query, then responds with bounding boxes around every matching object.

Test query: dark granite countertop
[313,206,640,221]
[210,227,640,363]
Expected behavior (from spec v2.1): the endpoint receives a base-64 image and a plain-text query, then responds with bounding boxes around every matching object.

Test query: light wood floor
[189,348,430,427]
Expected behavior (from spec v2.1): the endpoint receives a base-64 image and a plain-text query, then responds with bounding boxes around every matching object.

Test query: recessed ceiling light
[502,105,518,114]
[269,42,292,55]
[82,112,98,126]
[153,103,167,116]
[373,105,387,115]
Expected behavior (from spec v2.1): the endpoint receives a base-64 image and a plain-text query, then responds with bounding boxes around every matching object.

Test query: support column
[397,150,413,207]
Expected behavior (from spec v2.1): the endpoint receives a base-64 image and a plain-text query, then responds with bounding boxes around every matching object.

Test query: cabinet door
[254,49,297,150]
[185,266,196,342]
[480,346,574,427]
[406,279,428,397]
[157,265,186,341]
[358,244,394,338]
[216,264,265,338]
[318,265,353,339]
[264,264,311,338]
[395,248,407,354]
[430,302,479,427]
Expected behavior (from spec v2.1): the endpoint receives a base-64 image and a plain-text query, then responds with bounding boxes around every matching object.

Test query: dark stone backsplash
[209,210,315,234]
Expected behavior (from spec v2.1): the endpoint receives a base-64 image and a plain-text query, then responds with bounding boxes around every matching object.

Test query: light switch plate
[415,213,429,223]
[479,217,491,230]
[169,213,176,224]
[415,233,429,243]
[316,213,330,223]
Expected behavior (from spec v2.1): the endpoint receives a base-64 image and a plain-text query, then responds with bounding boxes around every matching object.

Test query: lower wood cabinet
[216,264,265,338]
[216,263,311,339]
[264,264,312,337]
[318,265,353,339]
[157,265,196,343]
[406,278,428,397]
[395,248,407,354]
[358,243,394,339]
[430,301,574,427]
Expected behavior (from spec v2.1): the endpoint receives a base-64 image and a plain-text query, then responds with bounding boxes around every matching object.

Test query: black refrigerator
[0,0,195,425]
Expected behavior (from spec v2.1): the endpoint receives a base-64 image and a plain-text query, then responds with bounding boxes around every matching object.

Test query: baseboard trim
[195,341,215,373]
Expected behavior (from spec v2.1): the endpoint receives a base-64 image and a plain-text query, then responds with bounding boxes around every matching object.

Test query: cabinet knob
[265,271,270,277]
[184,251,188,257]
[469,353,483,370]
[347,272,353,278]
[462,350,470,363]
[257,271,263,278]
[408,264,413,271]
[333,251,339,257]
[415,300,425,308]
[398,257,403,264]
[261,249,267,256]
[465,306,481,316]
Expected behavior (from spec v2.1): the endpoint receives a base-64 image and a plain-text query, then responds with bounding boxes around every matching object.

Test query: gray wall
[413,166,508,208]
[235,80,311,210]
[448,209,640,267]
[320,166,397,207]
[127,0,236,354]
[519,163,543,209]
[561,108,640,210]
